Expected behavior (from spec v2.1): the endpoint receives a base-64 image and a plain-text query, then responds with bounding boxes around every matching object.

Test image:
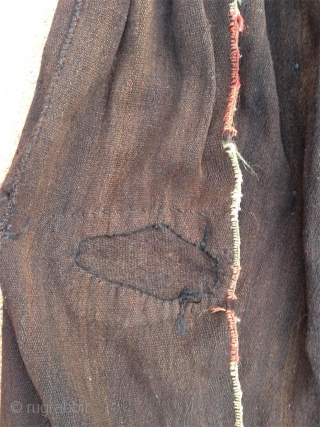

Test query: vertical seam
[0,0,84,244]
[223,1,245,426]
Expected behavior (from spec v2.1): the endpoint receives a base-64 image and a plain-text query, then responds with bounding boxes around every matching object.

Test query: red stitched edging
[223,10,244,138]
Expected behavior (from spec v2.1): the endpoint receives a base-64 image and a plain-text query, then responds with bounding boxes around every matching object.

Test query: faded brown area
[0,0,58,403]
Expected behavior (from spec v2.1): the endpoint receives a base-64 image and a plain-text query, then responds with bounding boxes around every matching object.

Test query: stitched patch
[74,224,220,301]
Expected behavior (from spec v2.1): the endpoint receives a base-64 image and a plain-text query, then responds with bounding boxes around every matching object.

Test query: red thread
[209,307,227,313]
[226,309,240,363]
[227,264,241,301]
[223,11,244,137]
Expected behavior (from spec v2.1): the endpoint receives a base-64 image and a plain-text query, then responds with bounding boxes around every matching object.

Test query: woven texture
[0,0,319,426]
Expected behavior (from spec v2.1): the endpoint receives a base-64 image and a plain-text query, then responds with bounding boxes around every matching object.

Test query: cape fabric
[0,0,319,426]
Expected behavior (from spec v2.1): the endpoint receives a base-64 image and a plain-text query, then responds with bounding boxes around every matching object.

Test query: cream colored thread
[223,141,243,266]
[230,362,244,427]
[223,145,245,427]
[234,149,257,178]
[230,0,242,13]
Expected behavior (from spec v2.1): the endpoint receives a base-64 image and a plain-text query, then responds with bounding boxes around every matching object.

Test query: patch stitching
[46,207,212,219]
[72,223,222,303]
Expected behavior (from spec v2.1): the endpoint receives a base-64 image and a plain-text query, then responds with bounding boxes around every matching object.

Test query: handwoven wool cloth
[0,0,319,426]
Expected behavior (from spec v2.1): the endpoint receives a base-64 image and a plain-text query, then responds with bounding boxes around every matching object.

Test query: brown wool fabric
[0,0,319,426]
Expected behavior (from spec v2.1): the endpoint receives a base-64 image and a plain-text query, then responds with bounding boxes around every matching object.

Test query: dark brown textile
[0,0,319,425]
